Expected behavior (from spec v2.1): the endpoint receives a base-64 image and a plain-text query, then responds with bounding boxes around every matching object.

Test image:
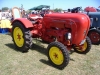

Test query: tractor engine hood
[43,13,90,45]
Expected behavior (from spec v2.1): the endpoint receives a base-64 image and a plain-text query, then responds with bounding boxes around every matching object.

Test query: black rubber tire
[12,21,33,52]
[74,37,91,54]
[88,29,100,45]
[47,41,70,69]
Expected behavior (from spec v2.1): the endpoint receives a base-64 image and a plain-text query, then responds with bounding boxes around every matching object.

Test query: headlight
[65,33,71,40]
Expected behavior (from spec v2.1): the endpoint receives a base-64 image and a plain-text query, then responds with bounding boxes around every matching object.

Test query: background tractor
[11,8,91,69]
[86,12,100,45]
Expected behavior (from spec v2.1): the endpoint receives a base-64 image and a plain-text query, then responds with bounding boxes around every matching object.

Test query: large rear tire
[47,41,69,69]
[74,37,91,54]
[88,29,100,45]
[12,21,33,52]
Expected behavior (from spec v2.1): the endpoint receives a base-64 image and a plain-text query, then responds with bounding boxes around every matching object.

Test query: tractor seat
[28,14,43,20]
[31,21,37,24]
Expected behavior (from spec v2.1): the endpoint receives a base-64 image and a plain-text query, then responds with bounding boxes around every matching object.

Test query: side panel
[12,18,33,28]
[89,15,100,27]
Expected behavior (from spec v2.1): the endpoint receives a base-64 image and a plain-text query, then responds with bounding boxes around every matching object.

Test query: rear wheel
[88,29,100,45]
[47,41,69,69]
[74,37,91,54]
[12,21,33,52]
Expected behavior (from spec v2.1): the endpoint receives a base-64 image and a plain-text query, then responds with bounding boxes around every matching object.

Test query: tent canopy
[29,5,50,10]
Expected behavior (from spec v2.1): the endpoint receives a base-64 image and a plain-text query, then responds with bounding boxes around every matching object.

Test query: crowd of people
[0,9,29,21]
[0,9,12,21]
[0,9,14,32]
[0,7,67,22]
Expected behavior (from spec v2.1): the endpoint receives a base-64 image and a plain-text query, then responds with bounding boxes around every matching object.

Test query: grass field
[0,33,100,75]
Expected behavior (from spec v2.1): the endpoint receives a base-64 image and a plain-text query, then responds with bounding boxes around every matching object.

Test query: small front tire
[47,41,70,69]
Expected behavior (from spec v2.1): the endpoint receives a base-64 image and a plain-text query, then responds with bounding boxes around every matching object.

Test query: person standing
[0,10,2,20]
[22,10,27,18]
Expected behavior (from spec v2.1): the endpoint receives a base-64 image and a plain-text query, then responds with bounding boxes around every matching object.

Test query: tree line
[1,7,63,12]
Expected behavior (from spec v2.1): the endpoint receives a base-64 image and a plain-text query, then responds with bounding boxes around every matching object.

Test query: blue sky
[0,0,100,10]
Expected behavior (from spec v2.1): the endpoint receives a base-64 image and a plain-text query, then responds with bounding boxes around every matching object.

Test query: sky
[0,0,100,10]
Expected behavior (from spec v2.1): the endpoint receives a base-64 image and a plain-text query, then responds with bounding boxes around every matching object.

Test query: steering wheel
[71,7,82,13]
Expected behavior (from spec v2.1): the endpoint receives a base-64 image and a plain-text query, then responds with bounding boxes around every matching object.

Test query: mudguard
[12,18,33,28]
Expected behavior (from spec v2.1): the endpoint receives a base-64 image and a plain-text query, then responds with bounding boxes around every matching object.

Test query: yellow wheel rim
[82,41,87,50]
[49,47,64,65]
[13,27,24,47]
[76,41,87,52]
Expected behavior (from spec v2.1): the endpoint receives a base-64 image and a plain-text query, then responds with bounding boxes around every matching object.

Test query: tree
[2,7,9,11]
[26,10,31,14]
[53,8,62,12]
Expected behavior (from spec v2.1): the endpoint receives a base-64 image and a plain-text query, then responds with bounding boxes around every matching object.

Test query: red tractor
[11,11,91,69]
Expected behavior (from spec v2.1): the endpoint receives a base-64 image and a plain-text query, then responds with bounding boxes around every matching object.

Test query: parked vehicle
[87,12,100,45]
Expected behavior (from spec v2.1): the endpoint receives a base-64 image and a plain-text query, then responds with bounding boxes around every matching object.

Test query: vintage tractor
[70,7,100,45]
[11,10,91,69]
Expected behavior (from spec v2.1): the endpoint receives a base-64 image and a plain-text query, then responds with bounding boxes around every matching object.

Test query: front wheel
[47,41,70,69]
[74,37,91,54]
[12,21,33,52]
[88,29,100,45]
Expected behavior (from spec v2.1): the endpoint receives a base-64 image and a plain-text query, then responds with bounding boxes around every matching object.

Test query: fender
[12,18,33,28]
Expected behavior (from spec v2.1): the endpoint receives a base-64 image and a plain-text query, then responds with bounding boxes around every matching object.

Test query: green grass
[0,33,100,75]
